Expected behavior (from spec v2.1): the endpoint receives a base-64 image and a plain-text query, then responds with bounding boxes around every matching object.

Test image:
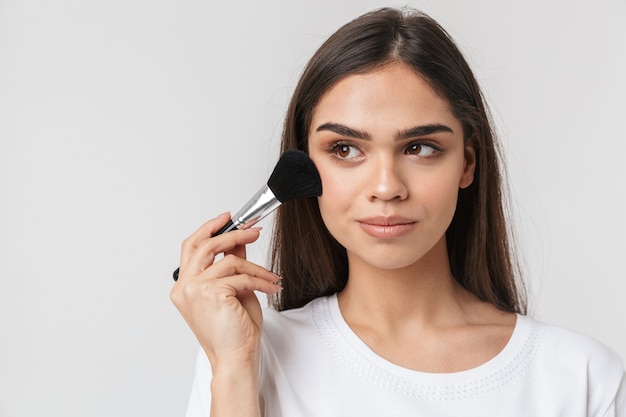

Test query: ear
[459,140,476,189]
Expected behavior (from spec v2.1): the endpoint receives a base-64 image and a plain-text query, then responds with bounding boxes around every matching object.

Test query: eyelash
[404,142,443,157]
[327,141,361,160]
[326,140,443,161]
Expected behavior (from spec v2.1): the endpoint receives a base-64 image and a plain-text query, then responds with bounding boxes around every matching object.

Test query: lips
[356,215,417,238]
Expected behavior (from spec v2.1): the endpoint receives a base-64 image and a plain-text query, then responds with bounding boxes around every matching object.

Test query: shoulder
[525,315,625,410]
[531,316,623,372]
[261,296,328,351]
[259,295,336,383]
[262,296,323,329]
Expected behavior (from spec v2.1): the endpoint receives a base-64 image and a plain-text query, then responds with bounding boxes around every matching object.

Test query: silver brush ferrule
[231,184,281,230]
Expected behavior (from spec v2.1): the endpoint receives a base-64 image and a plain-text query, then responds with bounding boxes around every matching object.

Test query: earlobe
[459,141,476,189]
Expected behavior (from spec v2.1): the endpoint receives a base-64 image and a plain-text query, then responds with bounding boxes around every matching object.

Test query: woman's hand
[170,212,282,370]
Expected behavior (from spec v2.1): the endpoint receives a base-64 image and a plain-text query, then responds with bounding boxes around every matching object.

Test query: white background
[1,0,625,416]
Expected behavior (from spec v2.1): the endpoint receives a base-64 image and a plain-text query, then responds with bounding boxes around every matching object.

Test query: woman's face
[308,63,475,273]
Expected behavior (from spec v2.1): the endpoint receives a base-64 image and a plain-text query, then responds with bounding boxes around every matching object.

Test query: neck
[335,238,517,374]
[338,239,475,330]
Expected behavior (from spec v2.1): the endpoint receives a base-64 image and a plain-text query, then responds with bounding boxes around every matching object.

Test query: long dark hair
[269,7,526,314]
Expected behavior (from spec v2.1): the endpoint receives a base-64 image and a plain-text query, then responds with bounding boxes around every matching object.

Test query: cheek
[315,165,361,228]
[430,184,459,215]
[416,166,462,213]
[317,169,346,213]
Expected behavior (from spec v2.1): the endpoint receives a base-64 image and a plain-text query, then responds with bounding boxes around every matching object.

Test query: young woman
[171,8,625,417]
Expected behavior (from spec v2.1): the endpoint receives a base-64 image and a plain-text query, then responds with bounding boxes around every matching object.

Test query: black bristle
[267,150,322,203]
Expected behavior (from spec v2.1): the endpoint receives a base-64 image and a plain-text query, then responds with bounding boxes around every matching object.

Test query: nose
[368,155,408,202]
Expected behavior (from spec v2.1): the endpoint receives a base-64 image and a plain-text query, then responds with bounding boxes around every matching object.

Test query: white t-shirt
[185,294,625,417]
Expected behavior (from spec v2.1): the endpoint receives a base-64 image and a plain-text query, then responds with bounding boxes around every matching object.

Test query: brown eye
[328,142,361,160]
[337,145,351,158]
[406,143,423,155]
[405,142,438,157]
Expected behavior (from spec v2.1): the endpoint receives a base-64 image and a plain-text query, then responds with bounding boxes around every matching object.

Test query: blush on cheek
[318,170,352,200]
[425,182,460,220]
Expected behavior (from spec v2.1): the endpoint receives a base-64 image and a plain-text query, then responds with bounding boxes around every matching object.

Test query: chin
[349,249,427,272]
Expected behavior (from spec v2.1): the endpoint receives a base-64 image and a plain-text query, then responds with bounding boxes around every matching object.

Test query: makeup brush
[172,150,322,281]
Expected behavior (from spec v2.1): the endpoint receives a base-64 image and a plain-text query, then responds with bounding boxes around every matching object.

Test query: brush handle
[172,184,281,282]
[172,219,235,281]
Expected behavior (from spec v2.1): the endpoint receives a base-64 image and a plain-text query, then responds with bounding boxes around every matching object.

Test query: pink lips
[356,215,417,239]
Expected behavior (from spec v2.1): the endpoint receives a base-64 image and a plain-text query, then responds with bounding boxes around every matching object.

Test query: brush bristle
[267,150,322,203]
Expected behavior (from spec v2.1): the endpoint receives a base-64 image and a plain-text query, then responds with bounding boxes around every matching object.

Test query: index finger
[180,227,262,280]
[179,212,231,267]
[190,212,232,241]
[178,212,230,252]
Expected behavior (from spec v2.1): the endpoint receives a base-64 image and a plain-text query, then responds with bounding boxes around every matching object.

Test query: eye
[405,142,440,157]
[328,142,362,160]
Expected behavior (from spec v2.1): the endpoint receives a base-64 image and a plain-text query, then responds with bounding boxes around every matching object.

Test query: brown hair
[269,7,526,314]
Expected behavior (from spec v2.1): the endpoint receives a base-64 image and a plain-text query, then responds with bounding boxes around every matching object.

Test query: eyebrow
[315,123,371,140]
[315,122,454,140]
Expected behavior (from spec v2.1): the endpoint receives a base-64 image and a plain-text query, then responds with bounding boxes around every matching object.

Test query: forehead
[311,63,456,126]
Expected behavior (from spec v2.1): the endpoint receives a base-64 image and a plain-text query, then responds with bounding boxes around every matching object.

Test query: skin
[308,63,516,372]
[171,62,516,415]
[170,215,280,417]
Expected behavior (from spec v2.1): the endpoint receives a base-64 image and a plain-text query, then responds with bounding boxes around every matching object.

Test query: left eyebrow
[315,122,454,141]
[396,124,454,139]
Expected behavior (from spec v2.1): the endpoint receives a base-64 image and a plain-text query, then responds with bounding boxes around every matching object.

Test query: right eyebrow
[315,122,372,140]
